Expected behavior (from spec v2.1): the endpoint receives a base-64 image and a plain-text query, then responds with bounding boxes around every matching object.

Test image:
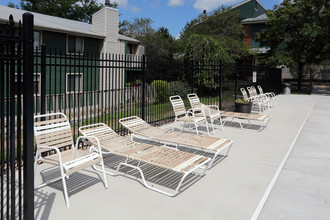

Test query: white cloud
[114,0,129,8]
[130,6,141,12]
[193,0,239,12]
[168,0,184,7]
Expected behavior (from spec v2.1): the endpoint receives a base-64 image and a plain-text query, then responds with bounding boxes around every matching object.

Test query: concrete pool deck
[33,95,330,220]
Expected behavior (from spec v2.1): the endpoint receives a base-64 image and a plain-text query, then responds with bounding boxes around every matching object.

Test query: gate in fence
[0,13,34,220]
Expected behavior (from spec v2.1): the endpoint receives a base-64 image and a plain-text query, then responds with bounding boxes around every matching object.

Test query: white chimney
[92,6,119,54]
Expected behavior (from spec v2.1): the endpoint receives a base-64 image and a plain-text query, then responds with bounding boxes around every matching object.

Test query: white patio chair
[34,113,108,208]
[187,93,224,134]
[250,86,271,111]
[257,85,277,108]
[170,95,210,136]
[241,88,265,113]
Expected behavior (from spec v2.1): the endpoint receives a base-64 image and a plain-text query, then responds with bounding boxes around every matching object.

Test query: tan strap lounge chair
[34,113,108,208]
[170,95,210,136]
[79,123,211,196]
[119,116,233,169]
[188,93,271,132]
[219,111,271,132]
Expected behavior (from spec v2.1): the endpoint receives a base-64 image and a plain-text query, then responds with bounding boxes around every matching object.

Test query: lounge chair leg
[205,122,210,136]
[34,149,40,177]
[194,123,199,135]
[211,119,215,135]
[99,160,108,189]
[60,167,70,208]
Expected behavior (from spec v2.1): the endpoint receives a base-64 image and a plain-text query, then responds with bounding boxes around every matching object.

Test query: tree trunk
[297,62,304,91]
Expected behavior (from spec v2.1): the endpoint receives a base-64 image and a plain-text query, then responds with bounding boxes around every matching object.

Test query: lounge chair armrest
[38,145,61,153]
[36,146,63,164]
[188,107,203,113]
[205,104,219,111]
[76,136,102,154]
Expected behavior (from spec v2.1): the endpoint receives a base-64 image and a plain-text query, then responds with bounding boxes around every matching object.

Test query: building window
[67,36,83,54]
[66,73,83,93]
[34,31,41,50]
[127,43,135,54]
[15,73,40,94]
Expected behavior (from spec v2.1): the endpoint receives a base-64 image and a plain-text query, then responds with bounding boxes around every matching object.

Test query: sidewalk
[33,95,330,220]
[258,96,330,219]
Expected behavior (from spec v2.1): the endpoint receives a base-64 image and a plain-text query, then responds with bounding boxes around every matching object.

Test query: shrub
[235,98,250,104]
[168,82,192,98]
[151,80,169,103]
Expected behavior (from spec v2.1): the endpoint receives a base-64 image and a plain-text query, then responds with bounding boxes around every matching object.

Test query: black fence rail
[0,13,34,220]
[1,13,282,219]
[29,47,282,139]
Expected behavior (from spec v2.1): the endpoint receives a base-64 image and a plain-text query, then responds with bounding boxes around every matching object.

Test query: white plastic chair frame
[187,93,224,134]
[79,123,211,196]
[119,116,234,169]
[250,86,271,110]
[240,88,265,113]
[257,85,277,108]
[34,113,108,208]
[170,95,210,136]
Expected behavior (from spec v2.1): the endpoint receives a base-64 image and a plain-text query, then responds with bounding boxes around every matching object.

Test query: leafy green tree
[184,34,228,90]
[120,19,179,59]
[180,6,248,64]
[180,7,248,90]
[256,0,330,91]
[16,0,118,23]
[119,18,155,39]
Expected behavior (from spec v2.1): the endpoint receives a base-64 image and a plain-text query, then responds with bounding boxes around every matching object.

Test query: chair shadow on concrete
[34,189,56,220]
[37,166,104,200]
[100,153,203,196]
[1,174,55,220]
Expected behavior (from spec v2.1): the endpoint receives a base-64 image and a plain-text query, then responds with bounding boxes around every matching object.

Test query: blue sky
[0,0,282,37]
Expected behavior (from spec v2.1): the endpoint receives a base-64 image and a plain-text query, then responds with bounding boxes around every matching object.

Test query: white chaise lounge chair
[188,93,271,132]
[34,113,108,208]
[79,123,211,196]
[119,116,233,169]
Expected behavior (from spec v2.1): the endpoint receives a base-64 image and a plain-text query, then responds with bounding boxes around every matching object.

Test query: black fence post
[191,60,195,93]
[22,12,34,220]
[234,60,238,100]
[141,55,146,120]
[41,44,46,116]
[219,60,222,110]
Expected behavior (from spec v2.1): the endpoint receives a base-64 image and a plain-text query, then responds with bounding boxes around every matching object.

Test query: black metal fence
[0,13,282,219]
[30,46,282,139]
[0,13,34,220]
